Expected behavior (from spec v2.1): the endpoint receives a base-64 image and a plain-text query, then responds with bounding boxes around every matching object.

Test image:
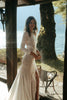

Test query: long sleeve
[21,32,30,54]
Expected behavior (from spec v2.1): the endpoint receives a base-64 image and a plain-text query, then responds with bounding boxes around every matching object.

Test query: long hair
[25,16,37,37]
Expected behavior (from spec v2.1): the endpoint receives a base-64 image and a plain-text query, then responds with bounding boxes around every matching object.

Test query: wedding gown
[5,31,38,100]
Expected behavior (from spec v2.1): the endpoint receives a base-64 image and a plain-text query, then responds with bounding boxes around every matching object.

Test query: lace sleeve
[21,32,29,53]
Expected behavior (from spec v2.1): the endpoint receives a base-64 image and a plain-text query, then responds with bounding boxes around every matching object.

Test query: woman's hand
[30,51,41,60]
[36,50,41,60]
[30,51,37,59]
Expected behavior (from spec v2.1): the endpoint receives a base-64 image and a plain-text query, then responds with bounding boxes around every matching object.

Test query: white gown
[5,31,38,100]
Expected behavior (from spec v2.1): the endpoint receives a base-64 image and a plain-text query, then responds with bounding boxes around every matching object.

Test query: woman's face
[29,19,35,33]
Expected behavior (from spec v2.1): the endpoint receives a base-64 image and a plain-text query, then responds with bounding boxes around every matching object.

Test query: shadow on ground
[42,58,64,72]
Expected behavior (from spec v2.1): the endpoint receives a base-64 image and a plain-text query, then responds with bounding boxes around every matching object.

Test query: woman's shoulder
[23,31,29,38]
[23,31,28,35]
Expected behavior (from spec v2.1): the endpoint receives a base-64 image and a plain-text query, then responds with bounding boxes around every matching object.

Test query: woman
[6,16,41,100]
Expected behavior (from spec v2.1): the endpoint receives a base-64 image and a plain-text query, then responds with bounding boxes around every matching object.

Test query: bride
[5,16,41,100]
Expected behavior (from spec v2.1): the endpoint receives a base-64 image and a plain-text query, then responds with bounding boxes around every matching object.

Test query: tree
[53,0,66,22]
[37,2,57,61]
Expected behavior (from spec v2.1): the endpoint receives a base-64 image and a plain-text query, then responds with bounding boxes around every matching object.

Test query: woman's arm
[21,32,30,54]
[30,50,41,60]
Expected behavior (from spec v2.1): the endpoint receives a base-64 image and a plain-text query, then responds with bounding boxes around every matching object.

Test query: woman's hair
[25,16,37,36]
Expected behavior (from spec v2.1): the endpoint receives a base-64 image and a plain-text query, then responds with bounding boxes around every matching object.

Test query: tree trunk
[37,3,57,61]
